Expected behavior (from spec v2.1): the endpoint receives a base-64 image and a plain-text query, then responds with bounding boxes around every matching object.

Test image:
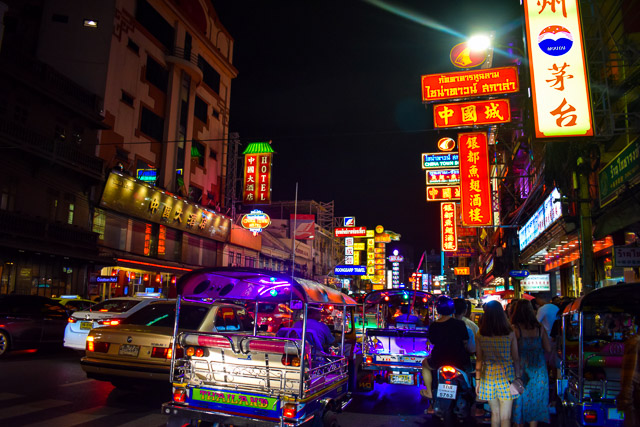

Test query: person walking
[510,299,551,427]
[475,300,521,427]
[617,315,640,427]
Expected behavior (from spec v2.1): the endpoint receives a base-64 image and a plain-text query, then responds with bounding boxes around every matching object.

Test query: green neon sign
[192,389,278,411]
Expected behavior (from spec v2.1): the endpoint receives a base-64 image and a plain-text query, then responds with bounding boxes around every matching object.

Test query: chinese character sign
[426,186,461,202]
[524,0,593,138]
[243,153,272,204]
[459,132,492,226]
[441,202,458,252]
[433,99,511,128]
[421,66,519,102]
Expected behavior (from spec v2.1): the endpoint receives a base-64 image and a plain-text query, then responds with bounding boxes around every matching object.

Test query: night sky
[211,0,523,258]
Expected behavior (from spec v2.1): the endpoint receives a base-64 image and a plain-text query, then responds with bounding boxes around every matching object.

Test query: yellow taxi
[53,295,96,313]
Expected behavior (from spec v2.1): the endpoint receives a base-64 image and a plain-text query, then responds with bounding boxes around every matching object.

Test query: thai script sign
[459,132,492,226]
[100,172,230,242]
[426,169,460,185]
[335,227,367,237]
[421,66,519,102]
[598,139,640,207]
[524,0,593,137]
[422,152,459,169]
[193,388,278,410]
[441,202,458,252]
[521,274,551,292]
[242,142,273,204]
[613,246,640,267]
[433,99,511,128]
[518,188,563,251]
[427,186,461,202]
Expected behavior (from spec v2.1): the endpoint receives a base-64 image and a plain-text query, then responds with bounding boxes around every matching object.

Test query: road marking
[116,413,168,427]
[0,392,21,401]
[59,379,95,388]
[0,399,69,420]
[23,405,124,427]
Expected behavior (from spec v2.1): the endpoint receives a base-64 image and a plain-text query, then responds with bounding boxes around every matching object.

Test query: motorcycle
[431,364,475,425]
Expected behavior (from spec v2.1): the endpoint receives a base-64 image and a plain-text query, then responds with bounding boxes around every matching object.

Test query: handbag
[510,377,525,396]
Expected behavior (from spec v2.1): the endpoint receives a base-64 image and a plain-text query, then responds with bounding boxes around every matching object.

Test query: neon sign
[459,132,492,226]
[433,99,511,128]
[241,210,271,236]
[440,202,458,252]
[422,152,459,169]
[426,186,460,202]
[242,142,273,204]
[421,66,519,102]
[426,169,460,185]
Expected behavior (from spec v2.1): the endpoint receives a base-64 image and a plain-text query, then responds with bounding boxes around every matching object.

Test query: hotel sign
[242,142,273,204]
[433,99,511,128]
[441,202,458,252]
[459,132,492,226]
[421,66,519,102]
[422,152,459,169]
[100,172,230,242]
[524,0,593,137]
[427,186,461,202]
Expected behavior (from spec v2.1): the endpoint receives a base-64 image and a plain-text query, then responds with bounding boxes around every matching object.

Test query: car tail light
[152,347,170,358]
[283,403,297,418]
[441,365,457,380]
[281,355,291,366]
[86,336,109,353]
[173,388,186,403]
[583,410,598,423]
[366,356,373,364]
[98,319,120,326]
[68,317,77,323]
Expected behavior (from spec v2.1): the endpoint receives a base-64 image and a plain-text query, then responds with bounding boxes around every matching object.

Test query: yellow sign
[375,225,384,234]
[353,243,365,251]
[454,267,471,275]
[366,230,375,238]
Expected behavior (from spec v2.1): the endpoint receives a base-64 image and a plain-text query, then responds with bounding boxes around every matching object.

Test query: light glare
[468,35,491,52]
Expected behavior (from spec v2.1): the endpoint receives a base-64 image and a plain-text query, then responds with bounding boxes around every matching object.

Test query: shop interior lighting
[83,19,98,28]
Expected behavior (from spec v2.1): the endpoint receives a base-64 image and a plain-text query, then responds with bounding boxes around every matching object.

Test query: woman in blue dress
[510,299,551,426]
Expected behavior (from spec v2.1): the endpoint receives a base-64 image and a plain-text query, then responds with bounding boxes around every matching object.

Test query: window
[228,251,234,266]
[212,108,219,120]
[67,203,74,225]
[127,38,140,54]
[135,0,174,51]
[145,56,168,92]
[197,55,220,93]
[194,96,208,123]
[0,180,16,211]
[235,308,255,332]
[121,91,134,106]
[209,149,217,161]
[236,253,242,266]
[215,307,240,331]
[52,14,68,23]
[122,303,208,330]
[140,107,164,142]
[191,140,205,167]
[245,257,255,268]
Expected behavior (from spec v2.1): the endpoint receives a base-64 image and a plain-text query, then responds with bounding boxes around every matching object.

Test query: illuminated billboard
[440,202,458,252]
[433,99,511,128]
[524,0,593,137]
[426,186,461,202]
[459,132,492,226]
[422,152,459,169]
[426,169,460,185]
[242,142,273,204]
[421,66,519,102]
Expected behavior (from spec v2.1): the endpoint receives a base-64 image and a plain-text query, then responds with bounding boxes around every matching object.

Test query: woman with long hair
[510,299,551,426]
[475,300,521,427]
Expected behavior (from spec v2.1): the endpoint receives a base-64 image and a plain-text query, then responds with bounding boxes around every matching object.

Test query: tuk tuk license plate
[608,408,624,421]
[390,374,413,385]
[118,344,139,357]
[436,383,457,399]
[80,322,93,330]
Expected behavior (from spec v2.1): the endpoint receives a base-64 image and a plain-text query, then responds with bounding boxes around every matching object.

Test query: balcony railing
[0,117,104,180]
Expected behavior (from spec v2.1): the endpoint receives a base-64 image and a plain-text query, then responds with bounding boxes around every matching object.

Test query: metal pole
[340,305,346,356]
[253,300,259,336]
[577,163,594,293]
[578,311,584,401]
[291,182,298,280]
[169,295,182,381]
[298,303,308,398]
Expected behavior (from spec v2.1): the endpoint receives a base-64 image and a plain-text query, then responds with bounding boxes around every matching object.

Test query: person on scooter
[420,295,470,399]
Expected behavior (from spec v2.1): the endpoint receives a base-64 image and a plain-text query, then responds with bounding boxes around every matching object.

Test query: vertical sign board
[242,142,274,204]
[441,202,458,252]
[524,0,593,138]
[459,132,492,226]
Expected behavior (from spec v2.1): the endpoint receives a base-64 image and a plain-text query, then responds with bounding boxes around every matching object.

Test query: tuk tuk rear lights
[172,388,186,403]
[583,410,598,423]
[283,403,297,418]
[365,356,373,364]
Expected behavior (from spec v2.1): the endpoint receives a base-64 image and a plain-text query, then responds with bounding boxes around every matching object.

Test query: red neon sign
[426,186,460,202]
[459,132,492,226]
[243,153,272,204]
[421,66,519,102]
[441,202,458,252]
[433,99,511,128]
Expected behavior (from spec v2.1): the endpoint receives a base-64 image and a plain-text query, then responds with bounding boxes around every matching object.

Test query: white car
[64,296,164,350]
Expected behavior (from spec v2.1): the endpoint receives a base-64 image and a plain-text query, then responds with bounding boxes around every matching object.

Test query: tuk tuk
[557,283,640,426]
[360,289,434,390]
[161,267,358,427]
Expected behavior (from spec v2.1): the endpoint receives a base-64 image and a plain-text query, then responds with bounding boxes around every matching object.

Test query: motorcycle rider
[420,295,470,399]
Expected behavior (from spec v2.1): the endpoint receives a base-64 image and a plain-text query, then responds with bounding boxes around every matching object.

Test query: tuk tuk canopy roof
[563,283,640,315]
[177,267,357,306]
[364,289,435,305]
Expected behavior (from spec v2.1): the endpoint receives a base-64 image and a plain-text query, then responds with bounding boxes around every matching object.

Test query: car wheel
[0,330,10,357]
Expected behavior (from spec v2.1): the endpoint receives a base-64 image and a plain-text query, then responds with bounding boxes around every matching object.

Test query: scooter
[431,365,476,425]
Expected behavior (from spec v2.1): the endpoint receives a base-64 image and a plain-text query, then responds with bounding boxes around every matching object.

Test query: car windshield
[91,299,141,313]
[121,303,209,329]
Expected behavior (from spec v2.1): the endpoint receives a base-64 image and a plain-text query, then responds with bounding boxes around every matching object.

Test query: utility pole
[576,156,595,293]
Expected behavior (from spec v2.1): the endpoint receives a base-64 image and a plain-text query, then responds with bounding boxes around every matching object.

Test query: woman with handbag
[510,299,551,426]
[476,300,521,427]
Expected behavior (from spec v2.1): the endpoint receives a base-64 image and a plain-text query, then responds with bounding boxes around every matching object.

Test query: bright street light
[467,34,492,52]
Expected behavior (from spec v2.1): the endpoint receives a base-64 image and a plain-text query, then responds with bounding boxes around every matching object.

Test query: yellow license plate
[390,374,413,385]
[80,322,93,330]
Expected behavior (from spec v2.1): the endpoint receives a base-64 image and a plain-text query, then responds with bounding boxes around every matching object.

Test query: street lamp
[468,34,492,52]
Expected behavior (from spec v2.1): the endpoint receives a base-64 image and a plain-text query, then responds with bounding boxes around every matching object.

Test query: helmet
[436,296,455,316]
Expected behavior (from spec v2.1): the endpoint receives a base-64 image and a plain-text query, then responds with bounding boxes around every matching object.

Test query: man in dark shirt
[420,296,469,399]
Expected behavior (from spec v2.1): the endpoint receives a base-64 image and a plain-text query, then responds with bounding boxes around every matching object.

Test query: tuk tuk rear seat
[365,328,429,356]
